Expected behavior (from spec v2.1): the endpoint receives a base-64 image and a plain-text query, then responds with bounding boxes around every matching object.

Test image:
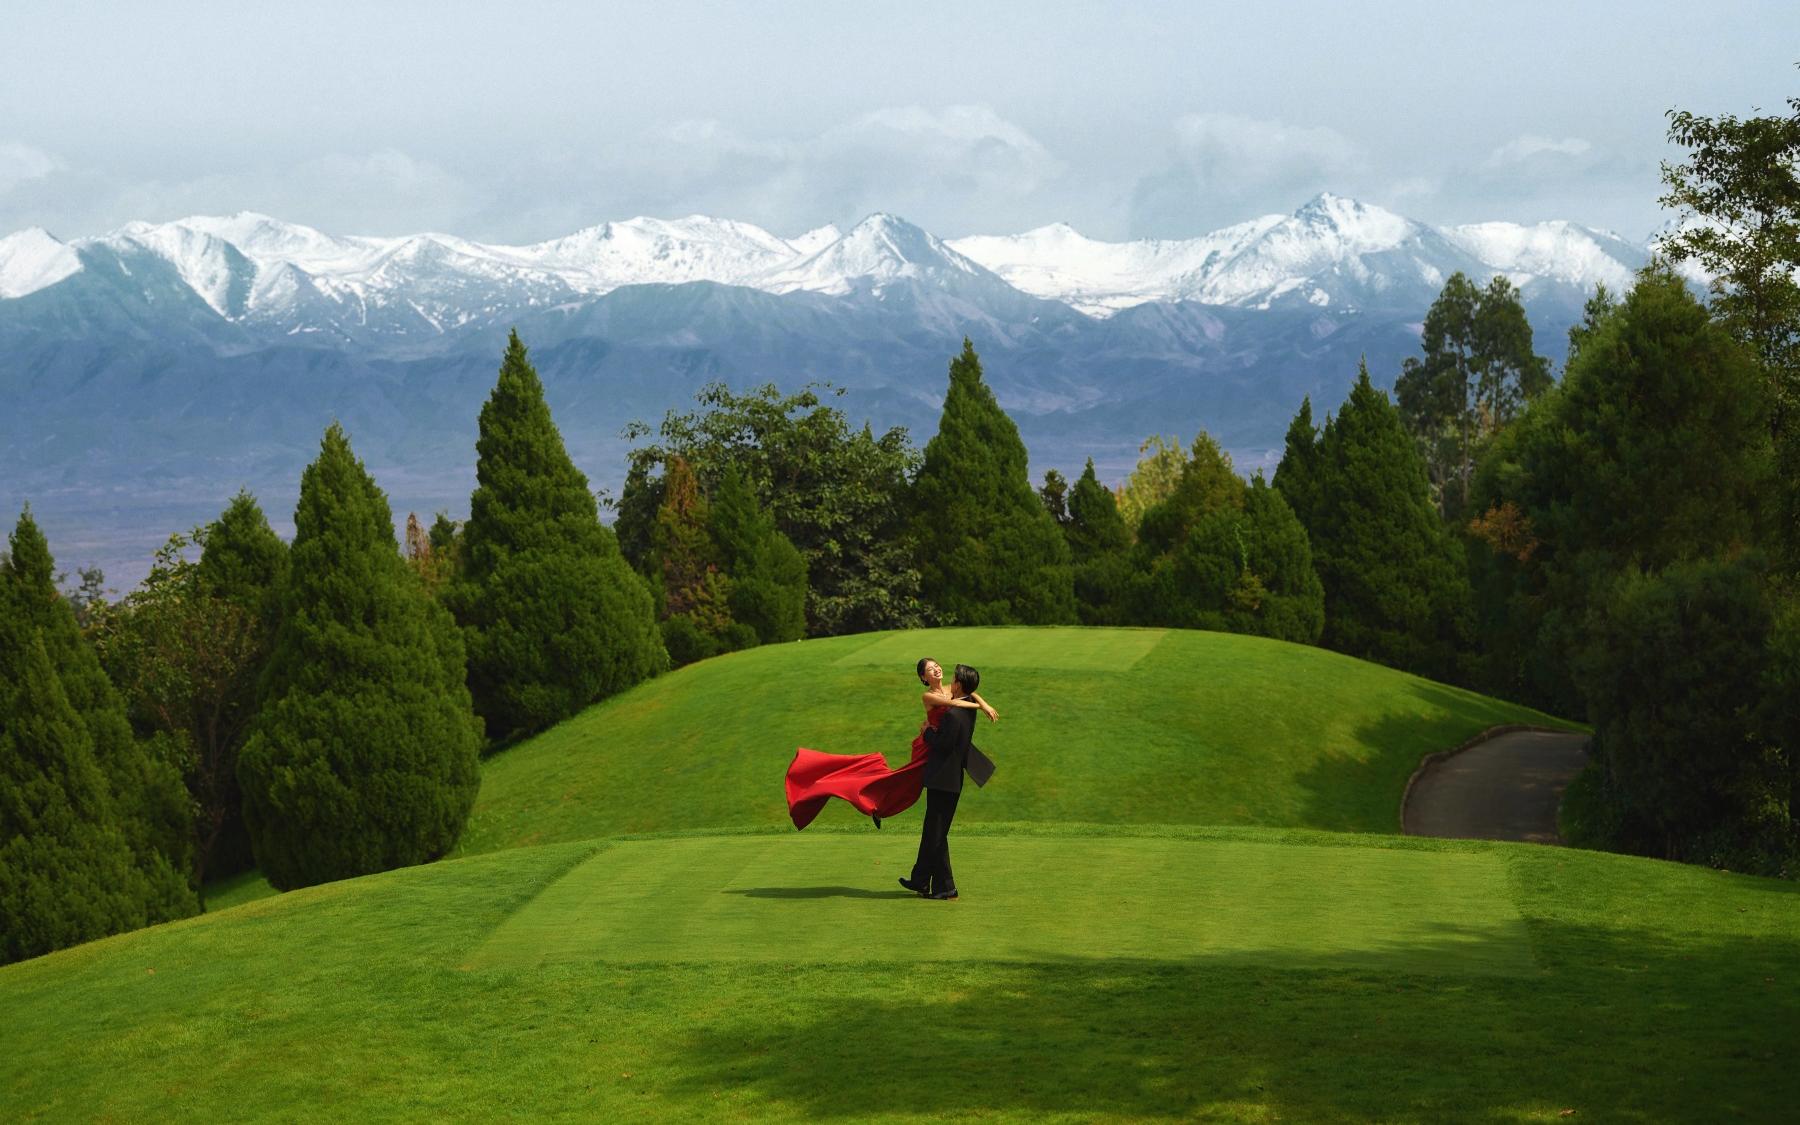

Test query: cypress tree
[1273,396,1324,532]
[909,339,1075,625]
[191,491,288,879]
[1066,459,1132,624]
[709,463,807,645]
[3,510,195,920]
[238,425,481,890]
[452,331,666,739]
[1310,364,1473,679]
[0,613,150,965]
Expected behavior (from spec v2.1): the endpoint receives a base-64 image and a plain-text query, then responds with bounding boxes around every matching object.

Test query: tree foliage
[618,382,928,636]
[1395,273,1551,519]
[1,509,198,963]
[1660,85,1800,565]
[1115,435,1188,533]
[1289,364,1471,678]
[451,331,666,739]
[238,424,482,890]
[907,339,1076,625]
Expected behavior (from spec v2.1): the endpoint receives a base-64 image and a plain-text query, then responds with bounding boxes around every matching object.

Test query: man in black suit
[901,664,994,900]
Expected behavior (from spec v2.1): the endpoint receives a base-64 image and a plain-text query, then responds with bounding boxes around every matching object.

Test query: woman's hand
[982,704,998,723]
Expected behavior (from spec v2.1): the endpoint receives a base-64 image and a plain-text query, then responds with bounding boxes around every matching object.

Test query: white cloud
[1484,134,1593,168]
[1167,112,1363,195]
[611,104,1069,236]
[0,143,63,196]
[1128,113,1371,236]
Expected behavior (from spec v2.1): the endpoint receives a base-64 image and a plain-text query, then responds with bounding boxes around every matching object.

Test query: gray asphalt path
[1402,730,1591,844]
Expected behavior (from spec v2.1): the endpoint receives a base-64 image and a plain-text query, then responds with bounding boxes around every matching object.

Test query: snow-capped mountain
[947,193,1647,316]
[1,193,1654,340]
[2,192,1663,590]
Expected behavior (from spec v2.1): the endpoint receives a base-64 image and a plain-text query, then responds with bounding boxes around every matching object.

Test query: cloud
[588,104,1071,237]
[1128,113,1369,236]
[1484,134,1593,168]
[0,143,63,196]
[0,148,483,239]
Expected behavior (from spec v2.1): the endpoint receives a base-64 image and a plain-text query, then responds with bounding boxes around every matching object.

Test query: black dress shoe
[898,876,926,895]
[928,889,959,900]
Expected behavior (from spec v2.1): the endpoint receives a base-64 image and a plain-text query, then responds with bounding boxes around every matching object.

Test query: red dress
[785,705,945,830]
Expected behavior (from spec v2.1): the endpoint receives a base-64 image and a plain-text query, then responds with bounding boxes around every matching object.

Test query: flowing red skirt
[785,731,931,830]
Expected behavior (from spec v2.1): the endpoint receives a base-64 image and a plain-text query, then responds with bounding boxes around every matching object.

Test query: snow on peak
[758,212,987,296]
[0,227,82,298]
[786,224,842,256]
[1443,220,1642,291]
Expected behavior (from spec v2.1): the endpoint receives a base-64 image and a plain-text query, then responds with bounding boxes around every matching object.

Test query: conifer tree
[238,425,481,890]
[1065,459,1132,625]
[452,331,665,739]
[908,339,1075,625]
[1272,396,1324,532]
[708,463,807,645]
[0,613,151,965]
[186,491,287,879]
[4,510,195,919]
[652,455,735,664]
[1066,459,1129,562]
[1309,364,1473,679]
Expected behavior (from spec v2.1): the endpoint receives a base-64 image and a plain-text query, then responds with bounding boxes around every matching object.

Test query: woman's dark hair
[917,658,934,686]
[953,664,980,693]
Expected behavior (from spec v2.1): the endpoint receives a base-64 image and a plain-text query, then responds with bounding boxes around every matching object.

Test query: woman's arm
[969,691,999,722]
[922,689,982,710]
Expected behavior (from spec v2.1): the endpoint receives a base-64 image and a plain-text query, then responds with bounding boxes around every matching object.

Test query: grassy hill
[2,825,1795,1121]
[5,626,1793,1121]
[457,626,1576,855]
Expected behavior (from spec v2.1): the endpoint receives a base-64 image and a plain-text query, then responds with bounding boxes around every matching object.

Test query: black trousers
[910,786,960,895]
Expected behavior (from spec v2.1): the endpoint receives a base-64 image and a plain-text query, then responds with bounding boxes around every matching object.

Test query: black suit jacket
[922,700,996,793]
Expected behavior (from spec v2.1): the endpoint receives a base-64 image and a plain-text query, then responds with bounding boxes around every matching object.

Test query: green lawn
[3,826,1794,1121]
[457,627,1577,856]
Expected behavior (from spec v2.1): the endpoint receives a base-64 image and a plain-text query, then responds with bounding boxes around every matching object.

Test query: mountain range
[0,193,1656,587]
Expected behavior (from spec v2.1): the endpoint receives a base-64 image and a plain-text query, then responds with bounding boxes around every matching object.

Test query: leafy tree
[908,339,1076,625]
[451,331,666,740]
[238,424,482,890]
[709,463,807,646]
[619,382,928,636]
[1575,557,1789,871]
[1115,435,1187,533]
[1308,364,1473,679]
[1660,86,1800,564]
[1470,265,1774,714]
[93,530,260,886]
[4,509,195,917]
[1395,274,1551,518]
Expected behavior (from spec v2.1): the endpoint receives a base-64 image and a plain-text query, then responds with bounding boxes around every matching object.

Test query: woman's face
[923,659,942,684]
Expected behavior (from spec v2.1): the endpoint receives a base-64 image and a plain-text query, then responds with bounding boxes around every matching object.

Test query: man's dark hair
[917,657,934,686]
[953,664,980,694]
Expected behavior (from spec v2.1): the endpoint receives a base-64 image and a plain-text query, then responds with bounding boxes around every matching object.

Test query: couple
[784,658,997,900]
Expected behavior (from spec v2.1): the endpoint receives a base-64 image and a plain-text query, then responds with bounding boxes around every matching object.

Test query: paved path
[1403,730,1590,844]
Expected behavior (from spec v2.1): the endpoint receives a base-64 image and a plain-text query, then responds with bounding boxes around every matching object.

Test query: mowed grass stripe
[833,626,1169,671]
[462,835,1537,976]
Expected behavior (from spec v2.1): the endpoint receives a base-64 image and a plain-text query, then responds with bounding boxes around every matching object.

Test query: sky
[2,1,1796,245]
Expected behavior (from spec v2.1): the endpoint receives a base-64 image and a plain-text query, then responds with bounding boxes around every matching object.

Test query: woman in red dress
[785,657,997,830]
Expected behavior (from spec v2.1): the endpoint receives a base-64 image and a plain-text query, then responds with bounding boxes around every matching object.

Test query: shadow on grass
[727,886,917,900]
[659,920,1800,1122]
